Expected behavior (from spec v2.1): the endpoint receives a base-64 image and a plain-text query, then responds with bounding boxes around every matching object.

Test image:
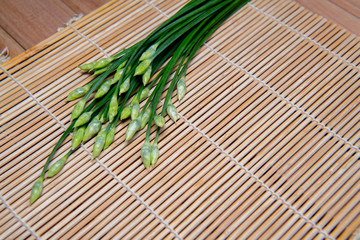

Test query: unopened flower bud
[30,177,43,204]
[140,108,151,129]
[150,143,159,166]
[47,152,70,178]
[142,66,152,86]
[140,43,159,61]
[83,118,102,142]
[72,126,86,149]
[108,94,118,123]
[154,115,165,127]
[121,104,132,120]
[104,125,116,149]
[113,68,124,82]
[92,129,106,158]
[167,103,178,122]
[131,101,140,120]
[125,119,141,141]
[94,66,110,75]
[74,111,93,127]
[71,98,86,120]
[93,57,113,69]
[141,140,151,169]
[139,87,149,101]
[134,59,152,76]
[95,80,111,99]
[79,62,96,71]
[66,84,90,101]
[177,77,186,101]
[119,77,130,94]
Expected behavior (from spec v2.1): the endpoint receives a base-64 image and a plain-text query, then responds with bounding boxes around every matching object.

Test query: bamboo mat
[0,0,360,239]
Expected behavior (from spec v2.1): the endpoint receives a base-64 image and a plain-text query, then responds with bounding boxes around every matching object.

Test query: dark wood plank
[0,0,76,50]
[61,0,110,15]
[0,26,25,59]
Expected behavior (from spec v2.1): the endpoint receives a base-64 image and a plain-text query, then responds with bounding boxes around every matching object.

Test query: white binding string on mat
[0,178,40,239]
[248,3,360,71]
[1,20,183,240]
[143,1,339,239]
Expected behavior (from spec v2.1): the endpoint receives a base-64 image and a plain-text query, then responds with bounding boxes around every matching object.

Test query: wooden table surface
[0,0,360,59]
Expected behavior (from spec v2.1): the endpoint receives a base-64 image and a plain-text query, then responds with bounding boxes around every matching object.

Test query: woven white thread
[80,144,183,240]
[1,37,181,240]
[0,193,41,239]
[177,112,335,240]
[205,43,360,153]
[67,22,110,58]
[249,3,360,71]
[145,2,336,239]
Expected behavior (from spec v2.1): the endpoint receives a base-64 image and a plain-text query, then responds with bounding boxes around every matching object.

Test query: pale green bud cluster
[154,115,165,127]
[140,108,151,129]
[121,104,132,120]
[141,141,159,169]
[125,118,141,141]
[83,117,102,142]
[167,103,178,122]
[30,177,43,204]
[104,125,116,149]
[47,153,69,178]
[108,94,118,123]
[139,43,159,61]
[119,77,130,94]
[92,129,107,158]
[140,88,149,101]
[134,59,152,76]
[95,80,111,99]
[72,126,86,149]
[93,57,113,69]
[71,98,86,120]
[141,140,152,169]
[67,84,91,101]
[74,111,93,127]
[142,66,152,86]
[131,101,140,120]
[177,76,186,101]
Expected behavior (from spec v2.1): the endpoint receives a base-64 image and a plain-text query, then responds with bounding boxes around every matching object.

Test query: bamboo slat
[1,0,359,239]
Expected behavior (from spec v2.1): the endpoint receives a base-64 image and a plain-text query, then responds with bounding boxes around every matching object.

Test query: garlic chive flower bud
[67,84,91,101]
[142,66,152,86]
[108,94,118,123]
[83,117,102,143]
[167,103,178,122]
[100,111,108,123]
[139,43,159,61]
[140,108,151,129]
[71,98,86,120]
[141,140,151,169]
[74,111,93,127]
[125,118,141,141]
[92,129,107,158]
[113,68,124,82]
[131,101,140,120]
[30,177,43,204]
[154,115,165,127]
[177,76,186,101]
[104,125,116,149]
[93,57,113,69]
[72,126,86,150]
[121,104,132,120]
[94,65,110,75]
[134,59,152,76]
[47,152,70,178]
[79,62,96,71]
[150,143,159,166]
[140,87,149,101]
[119,77,130,94]
[95,80,111,99]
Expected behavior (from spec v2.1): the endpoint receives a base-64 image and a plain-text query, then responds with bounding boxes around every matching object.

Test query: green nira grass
[30,0,250,204]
